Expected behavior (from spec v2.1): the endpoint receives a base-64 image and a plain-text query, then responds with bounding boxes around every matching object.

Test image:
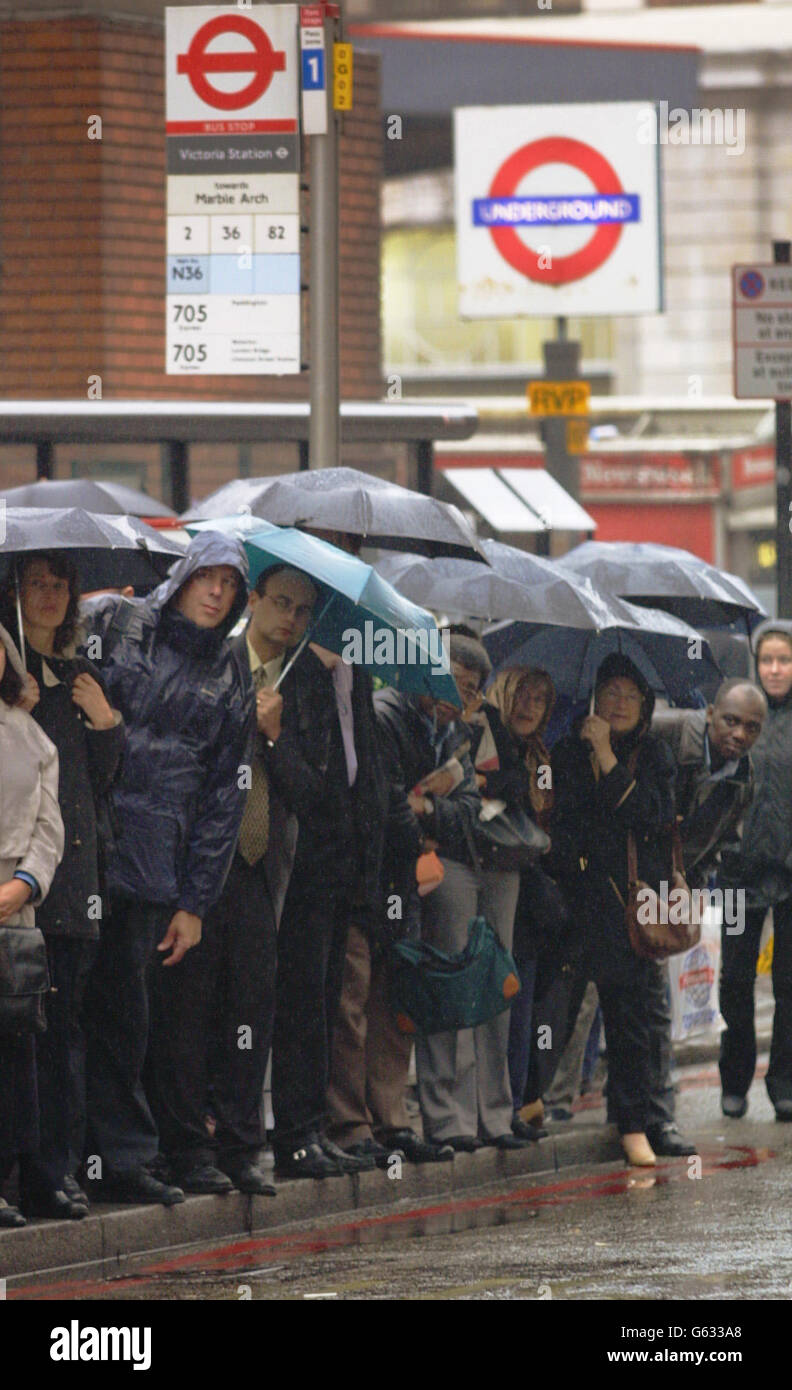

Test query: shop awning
[442,467,596,534]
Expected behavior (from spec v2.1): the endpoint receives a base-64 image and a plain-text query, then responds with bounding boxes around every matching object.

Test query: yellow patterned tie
[238,666,270,867]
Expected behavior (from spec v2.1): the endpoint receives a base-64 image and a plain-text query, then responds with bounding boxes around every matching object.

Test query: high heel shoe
[517,1099,545,1129]
[621,1132,656,1167]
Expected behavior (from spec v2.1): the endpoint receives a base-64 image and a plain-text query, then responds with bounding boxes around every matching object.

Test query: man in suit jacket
[153,564,318,1196]
[266,632,391,1179]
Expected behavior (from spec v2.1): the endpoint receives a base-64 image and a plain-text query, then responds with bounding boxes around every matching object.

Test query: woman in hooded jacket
[549,653,676,1166]
[0,621,64,1228]
[472,666,559,1141]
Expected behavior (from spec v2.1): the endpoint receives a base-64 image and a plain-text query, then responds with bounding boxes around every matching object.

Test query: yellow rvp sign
[528,381,590,417]
[333,43,353,110]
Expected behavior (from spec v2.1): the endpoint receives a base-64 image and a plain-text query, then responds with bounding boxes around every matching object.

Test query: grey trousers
[416,859,520,1142]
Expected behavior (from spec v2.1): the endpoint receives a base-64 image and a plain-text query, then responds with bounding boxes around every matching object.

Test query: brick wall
[0,17,383,401]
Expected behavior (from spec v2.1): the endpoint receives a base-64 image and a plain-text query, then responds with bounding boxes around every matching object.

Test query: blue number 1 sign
[302,49,325,90]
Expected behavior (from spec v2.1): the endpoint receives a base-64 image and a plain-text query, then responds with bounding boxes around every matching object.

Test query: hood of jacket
[0,618,28,684]
[149,530,250,639]
[752,618,792,709]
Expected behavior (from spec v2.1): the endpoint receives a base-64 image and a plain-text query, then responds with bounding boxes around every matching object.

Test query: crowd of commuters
[0,532,789,1228]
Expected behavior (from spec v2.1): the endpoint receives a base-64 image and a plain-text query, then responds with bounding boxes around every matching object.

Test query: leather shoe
[442,1135,483,1153]
[173,1163,234,1195]
[89,1169,185,1206]
[511,1118,545,1143]
[489,1133,531,1150]
[274,1141,344,1180]
[0,1199,26,1228]
[320,1137,376,1173]
[774,1100,792,1123]
[382,1129,454,1164]
[20,1186,88,1221]
[721,1093,748,1119]
[62,1174,89,1207]
[344,1138,397,1170]
[222,1160,276,1196]
[646,1125,697,1158]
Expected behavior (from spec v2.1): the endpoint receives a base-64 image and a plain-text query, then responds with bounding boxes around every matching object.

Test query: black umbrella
[558,541,766,631]
[4,478,177,519]
[183,467,487,561]
[0,507,185,592]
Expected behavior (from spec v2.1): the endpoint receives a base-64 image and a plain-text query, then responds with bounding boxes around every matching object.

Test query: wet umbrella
[374,549,615,632]
[1,506,185,594]
[184,467,486,561]
[558,541,766,630]
[186,515,460,703]
[483,599,722,708]
[3,478,177,519]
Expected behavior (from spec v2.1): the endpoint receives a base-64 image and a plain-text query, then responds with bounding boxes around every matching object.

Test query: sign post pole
[305,4,340,470]
[775,241,792,617]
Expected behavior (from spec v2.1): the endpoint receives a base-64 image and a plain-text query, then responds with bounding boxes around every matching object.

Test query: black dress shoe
[20,1187,89,1221]
[90,1169,185,1206]
[344,1138,396,1170]
[511,1118,545,1143]
[62,1174,90,1207]
[173,1163,235,1195]
[0,1200,26,1228]
[721,1093,748,1119]
[646,1125,697,1157]
[320,1136,376,1172]
[221,1160,276,1196]
[274,1141,344,1180]
[774,1100,792,1123]
[489,1133,532,1150]
[442,1135,483,1153]
[381,1129,454,1164]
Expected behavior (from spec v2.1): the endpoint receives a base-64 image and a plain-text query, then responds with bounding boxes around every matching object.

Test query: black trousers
[146,855,277,1169]
[720,897,792,1104]
[84,899,169,1176]
[593,952,663,1135]
[19,936,96,1195]
[271,843,352,1151]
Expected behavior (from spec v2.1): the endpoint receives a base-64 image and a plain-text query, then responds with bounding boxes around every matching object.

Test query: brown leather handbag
[625,824,700,962]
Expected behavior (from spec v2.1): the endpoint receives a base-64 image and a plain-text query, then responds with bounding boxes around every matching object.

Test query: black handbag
[0,925,50,1035]
[474,805,550,872]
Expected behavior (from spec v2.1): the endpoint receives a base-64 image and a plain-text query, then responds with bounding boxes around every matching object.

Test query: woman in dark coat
[2,552,124,1218]
[549,652,676,1166]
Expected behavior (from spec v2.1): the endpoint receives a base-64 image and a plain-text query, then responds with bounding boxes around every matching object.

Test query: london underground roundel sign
[488,137,626,286]
[455,102,663,319]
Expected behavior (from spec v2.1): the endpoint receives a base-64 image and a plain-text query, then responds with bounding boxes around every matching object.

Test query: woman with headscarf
[477,666,559,1141]
[0,620,64,1227]
[549,653,677,1166]
[1,553,124,1219]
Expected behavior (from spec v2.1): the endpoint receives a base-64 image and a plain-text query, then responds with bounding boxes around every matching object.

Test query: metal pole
[36,440,54,479]
[308,12,340,470]
[775,241,792,617]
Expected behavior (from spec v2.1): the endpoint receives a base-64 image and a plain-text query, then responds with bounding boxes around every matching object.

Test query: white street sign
[733,264,792,400]
[165,5,301,376]
[454,102,663,319]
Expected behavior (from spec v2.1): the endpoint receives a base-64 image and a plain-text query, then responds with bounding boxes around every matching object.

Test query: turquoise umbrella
[186,515,460,703]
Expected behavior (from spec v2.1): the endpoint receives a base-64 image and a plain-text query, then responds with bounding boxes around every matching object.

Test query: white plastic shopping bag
[668,900,725,1043]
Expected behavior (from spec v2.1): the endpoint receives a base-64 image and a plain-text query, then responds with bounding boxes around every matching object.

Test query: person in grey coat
[0,621,64,1227]
[718,621,792,1121]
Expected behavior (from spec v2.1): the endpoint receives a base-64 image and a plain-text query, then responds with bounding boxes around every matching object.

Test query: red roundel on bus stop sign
[177,14,287,111]
[488,136,625,286]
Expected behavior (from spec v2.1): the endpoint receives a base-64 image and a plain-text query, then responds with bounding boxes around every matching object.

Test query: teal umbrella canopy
[187,516,460,703]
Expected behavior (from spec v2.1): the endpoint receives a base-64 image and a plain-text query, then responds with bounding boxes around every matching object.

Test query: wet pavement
[13,1058,792,1302]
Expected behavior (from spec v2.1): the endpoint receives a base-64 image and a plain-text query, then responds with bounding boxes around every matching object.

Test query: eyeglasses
[265,592,314,620]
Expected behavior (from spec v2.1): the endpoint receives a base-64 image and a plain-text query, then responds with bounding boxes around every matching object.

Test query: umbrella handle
[272,590,336,691]
[15,563,26,675]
